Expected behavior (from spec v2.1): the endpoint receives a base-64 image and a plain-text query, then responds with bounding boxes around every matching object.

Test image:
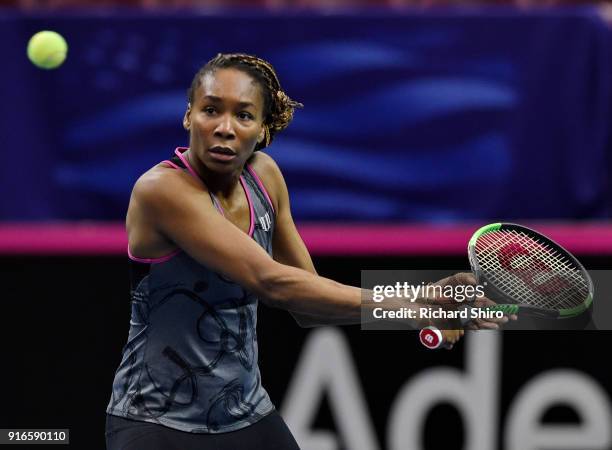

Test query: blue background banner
[1,10,610,221]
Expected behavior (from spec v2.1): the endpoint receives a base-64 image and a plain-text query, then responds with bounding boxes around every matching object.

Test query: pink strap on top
[174,147,200,180]
[246,163,275,214]
[173,147,255,237]
[239,176,255,237]
[128,245,181,264]
[161,159,181,170]
[174,147,226,217]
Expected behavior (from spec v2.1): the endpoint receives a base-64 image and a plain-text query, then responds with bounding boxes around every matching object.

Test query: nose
[214,114,235,140]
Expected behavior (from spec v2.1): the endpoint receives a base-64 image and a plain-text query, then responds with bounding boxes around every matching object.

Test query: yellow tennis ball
[27,30,68,70]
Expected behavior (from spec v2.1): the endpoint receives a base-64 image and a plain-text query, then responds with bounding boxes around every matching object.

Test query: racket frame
[467,223,594,319]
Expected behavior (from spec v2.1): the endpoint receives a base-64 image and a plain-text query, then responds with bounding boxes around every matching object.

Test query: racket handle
[419,304,474,350]
[419,326,452,350]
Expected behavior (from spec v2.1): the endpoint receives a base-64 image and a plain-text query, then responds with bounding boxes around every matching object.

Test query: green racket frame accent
[485,304,519,315]
[468,222,594,319]
[560,294,593,317]
[468,223,501,250]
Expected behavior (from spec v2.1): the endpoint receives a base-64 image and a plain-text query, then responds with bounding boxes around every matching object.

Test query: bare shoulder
[248,151,282,179]
[132,163,206,208]
[127,163,209,257]
[248,151,286,208]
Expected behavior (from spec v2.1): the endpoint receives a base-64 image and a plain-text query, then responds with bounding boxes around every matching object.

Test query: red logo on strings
[497,243,570,295]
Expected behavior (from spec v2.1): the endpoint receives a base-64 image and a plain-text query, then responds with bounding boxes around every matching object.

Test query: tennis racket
[419,223,594,349]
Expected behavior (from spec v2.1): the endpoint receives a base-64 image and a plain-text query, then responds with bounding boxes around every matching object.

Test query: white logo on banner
[281,328,379,450]
[282,329,612,450]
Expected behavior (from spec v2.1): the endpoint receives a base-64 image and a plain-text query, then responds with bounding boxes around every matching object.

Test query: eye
[238,111,254,121]
[203,106,217,115]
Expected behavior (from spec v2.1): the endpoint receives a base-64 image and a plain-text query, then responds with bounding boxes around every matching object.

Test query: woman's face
[184,68,266,173]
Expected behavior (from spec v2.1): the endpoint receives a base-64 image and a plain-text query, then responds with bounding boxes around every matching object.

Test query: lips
[208,146,237,162]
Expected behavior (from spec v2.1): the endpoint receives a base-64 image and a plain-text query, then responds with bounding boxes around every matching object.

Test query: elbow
[291,312,318,328]
[253,263,293,308]
[254,263,317,315]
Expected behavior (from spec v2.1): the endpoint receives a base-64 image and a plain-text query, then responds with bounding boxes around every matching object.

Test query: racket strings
[478,248,579,310]
[478,232,586,310]
[475,230,589,310]
[478,231,587,309]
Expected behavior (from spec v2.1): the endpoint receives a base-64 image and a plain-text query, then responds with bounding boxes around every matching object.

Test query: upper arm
[133,169,281,295]
[250,153,317,275]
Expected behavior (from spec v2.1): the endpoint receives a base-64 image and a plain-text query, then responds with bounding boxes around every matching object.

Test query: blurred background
[1,0,611,449]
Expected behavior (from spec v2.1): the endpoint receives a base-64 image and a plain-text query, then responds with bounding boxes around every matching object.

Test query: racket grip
[419,326,452,350]
[419,306,473,349]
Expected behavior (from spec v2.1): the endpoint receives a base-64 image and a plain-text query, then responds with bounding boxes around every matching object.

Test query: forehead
[197,68,263,107]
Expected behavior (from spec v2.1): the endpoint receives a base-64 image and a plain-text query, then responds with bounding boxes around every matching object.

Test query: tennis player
[104,53,507,450]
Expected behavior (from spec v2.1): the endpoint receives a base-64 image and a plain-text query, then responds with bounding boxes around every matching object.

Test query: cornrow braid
[187,53,303,151]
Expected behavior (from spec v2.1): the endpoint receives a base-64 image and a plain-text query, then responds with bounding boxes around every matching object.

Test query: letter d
[387,332,500,450]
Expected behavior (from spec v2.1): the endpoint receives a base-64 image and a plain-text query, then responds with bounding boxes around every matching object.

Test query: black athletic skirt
[105,411,301,450]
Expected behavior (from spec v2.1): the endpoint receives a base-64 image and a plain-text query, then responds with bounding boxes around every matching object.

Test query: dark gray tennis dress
[106,147,276,433]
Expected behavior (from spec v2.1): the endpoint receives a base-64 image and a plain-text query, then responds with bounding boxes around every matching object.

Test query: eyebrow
[202,95,255,109]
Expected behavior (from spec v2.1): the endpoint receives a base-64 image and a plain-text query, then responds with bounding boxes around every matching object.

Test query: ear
[183,103,192,130]
[257,126,266,144]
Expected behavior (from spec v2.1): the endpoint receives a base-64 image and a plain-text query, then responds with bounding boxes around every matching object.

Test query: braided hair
[187,53,303,151]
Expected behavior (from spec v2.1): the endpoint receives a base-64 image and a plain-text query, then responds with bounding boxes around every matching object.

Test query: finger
[475,321,500,330]
[451,272,477,286]
[473,296,497,307]
[471,303,516,323]
[483,315,509,324]
[441,329,462,343]
[465,315,510,329]
[470,317,500,329]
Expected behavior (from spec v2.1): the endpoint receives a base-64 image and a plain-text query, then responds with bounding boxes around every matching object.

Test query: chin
[205,158,240,173]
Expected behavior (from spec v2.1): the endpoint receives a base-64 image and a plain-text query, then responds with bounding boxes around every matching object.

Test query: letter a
[387,332,500,450]
[281,328,380,450]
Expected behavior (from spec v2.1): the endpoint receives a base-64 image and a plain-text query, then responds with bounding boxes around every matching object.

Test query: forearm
[291,302,415,327]
[290,311,363,327]
[258,264,426,327]
[259,265,361,318]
